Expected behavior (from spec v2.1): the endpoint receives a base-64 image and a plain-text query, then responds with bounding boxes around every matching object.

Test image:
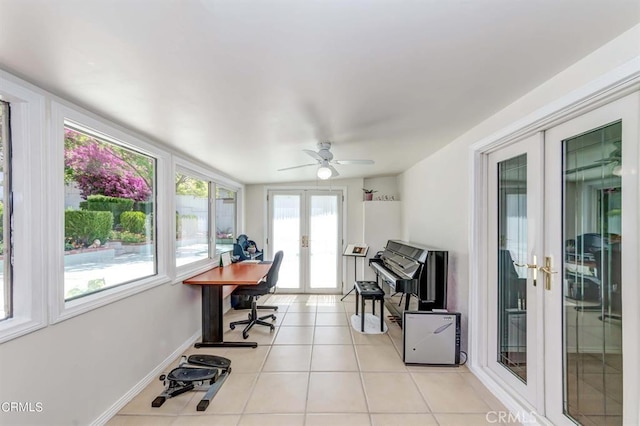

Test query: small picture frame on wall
[344,244,369,256]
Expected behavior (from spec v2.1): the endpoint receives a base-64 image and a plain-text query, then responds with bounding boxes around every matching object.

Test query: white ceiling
[1,0,638,184]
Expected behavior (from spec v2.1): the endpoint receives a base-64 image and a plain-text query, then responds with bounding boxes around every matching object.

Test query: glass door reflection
[497,154,529,382]
[563,121,623,425]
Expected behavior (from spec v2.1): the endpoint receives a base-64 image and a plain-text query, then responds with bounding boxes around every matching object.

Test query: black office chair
[594,244,622,321]
[232,243,250,261]
[234,235,263,261]
[229,251,283,339]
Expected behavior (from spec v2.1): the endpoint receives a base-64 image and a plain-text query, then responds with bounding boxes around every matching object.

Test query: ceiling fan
[278,142,374,179]
[593,140,623,176]
[594,140,621,164]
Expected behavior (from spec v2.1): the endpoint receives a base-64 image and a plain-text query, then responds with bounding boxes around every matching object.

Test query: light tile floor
[108,294,517,425]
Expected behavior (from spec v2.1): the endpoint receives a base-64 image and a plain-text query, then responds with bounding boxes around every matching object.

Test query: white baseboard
[91,330,201,426]
[468,364,553,425]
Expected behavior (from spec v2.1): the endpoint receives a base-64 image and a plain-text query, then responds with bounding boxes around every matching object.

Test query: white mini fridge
[403,311,461,365]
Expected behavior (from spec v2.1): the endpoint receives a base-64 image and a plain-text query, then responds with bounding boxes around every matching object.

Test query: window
[215,186,237,256]
[0,101,11,321]
[63,123,156,300]
[176,171,210,267]
[0,73,46,342]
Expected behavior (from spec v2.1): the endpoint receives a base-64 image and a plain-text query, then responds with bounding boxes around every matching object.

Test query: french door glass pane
[309,195,338,289]
[497,154,528,382]
[563,121,623,425]
[272,194,300,289]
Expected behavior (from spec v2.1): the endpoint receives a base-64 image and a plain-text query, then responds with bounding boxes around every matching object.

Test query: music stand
[341,244,369,301]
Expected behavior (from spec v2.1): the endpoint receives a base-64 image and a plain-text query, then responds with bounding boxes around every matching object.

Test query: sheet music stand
[341,244,369,301]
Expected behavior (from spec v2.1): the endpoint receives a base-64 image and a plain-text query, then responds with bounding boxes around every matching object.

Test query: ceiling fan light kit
[279,141,374,180]
[317,165,332,180]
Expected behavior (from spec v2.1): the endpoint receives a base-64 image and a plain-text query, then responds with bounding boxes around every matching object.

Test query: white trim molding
[0,71,48,343]
[48,100,172,324]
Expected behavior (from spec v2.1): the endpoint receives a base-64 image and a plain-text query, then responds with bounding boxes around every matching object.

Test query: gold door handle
[539,256,558,290]
[514,257,538,286]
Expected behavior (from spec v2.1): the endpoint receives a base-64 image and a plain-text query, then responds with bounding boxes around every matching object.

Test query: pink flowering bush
[65,128,152,201]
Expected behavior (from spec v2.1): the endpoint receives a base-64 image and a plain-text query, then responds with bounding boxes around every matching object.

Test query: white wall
[0,282,201,425]
[398,24,640,353]
[363,176,400,201]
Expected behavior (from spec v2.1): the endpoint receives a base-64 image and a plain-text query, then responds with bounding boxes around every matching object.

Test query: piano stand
[341,254,363,301]
[355,281,385,332]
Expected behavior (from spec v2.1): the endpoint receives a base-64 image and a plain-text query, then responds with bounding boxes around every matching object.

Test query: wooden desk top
[184,262,272,285]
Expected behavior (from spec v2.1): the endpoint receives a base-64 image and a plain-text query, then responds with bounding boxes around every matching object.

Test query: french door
[267,189,343,293]
[543,93,638,425]
[487,92,639,425]
[487,134,544,408]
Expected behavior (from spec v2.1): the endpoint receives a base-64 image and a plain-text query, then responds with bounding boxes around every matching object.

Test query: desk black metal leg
[196,286,257,349]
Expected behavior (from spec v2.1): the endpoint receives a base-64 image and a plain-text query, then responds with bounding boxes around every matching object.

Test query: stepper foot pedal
[151,396,166,407]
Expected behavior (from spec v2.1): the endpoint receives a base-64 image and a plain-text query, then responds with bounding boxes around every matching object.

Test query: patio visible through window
[215,187,236,256]
[176,172,210,267]
[64,125,156,300]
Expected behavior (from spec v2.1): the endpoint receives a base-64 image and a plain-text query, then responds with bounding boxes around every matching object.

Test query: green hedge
[65,210,113,247]
[86,195,134,225]
[120,211,146,235]
[133,201,153,215]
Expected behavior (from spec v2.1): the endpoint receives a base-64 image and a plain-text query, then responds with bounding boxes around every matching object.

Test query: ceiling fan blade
[333,159,375,165]
[278,163,317,171]
[328,165,340,177]
[303,149,323,162]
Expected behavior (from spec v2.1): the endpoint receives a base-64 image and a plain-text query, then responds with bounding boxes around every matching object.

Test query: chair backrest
[237,234,249,250]
[264,251,284,290]
[233,243,249,261]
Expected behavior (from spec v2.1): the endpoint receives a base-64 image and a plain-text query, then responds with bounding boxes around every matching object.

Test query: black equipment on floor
[229,251,284,339]
[152,354,232,412]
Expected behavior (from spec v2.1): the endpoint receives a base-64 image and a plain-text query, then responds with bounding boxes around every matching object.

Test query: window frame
[172,157,243,283]
[0,71,47,343]
[215,185,239,257]
[174,165,213,272]
[49,101,171,324]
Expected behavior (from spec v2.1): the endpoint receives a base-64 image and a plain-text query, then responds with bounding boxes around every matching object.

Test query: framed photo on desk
[344,243,369,257]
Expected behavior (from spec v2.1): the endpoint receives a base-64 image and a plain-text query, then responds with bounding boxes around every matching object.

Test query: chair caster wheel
[274,307,278,311]
[270,315,276,321]
[242,332,249,339]
[270,324,275,331]
[230,324,235,330]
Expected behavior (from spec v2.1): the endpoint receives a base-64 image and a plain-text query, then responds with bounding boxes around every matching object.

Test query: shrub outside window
[63,124,156,300]
[176,171,210,267]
